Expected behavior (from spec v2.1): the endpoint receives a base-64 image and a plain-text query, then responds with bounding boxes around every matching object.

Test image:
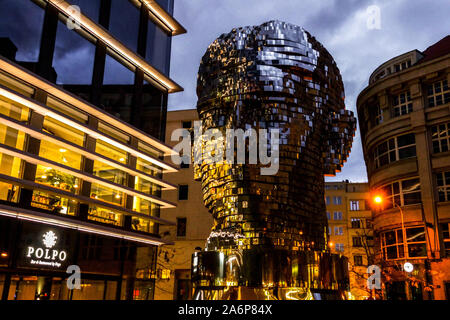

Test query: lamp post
[374,195,414,300]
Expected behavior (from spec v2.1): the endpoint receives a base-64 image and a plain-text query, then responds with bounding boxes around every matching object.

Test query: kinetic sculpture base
[192,21,356,300]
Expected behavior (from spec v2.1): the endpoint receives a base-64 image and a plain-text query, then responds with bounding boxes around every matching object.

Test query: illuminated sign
[25,231,68,268]
[403,262,414,273]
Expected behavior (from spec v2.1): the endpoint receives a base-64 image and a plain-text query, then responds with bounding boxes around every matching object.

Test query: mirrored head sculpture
[192,20,356,300]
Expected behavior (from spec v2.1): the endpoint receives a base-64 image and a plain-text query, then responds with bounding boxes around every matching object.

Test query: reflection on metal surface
[192,21,355,299]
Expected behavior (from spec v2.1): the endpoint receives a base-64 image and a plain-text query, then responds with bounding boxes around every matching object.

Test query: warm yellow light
[329,242,334,247]
[119,158,125,162]
[59,148,67,153]
[1,252,7,258]
[373,196,383,204]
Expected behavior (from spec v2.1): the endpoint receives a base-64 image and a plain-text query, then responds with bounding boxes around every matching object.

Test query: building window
[441,223,450,257]
[377,178,421,210]
[373,133,416,169]
[437,171,450,202]
[381,227,427,260]
[335,243,344,252]
[328,227,331,235]
[351,218,362,229]
[178,185,188,200]
[90,182,125,206]
[326,211,331,220]
[334,226,344,236]
[95,139,128,164]
[431,122,450,153]
[39,140,82,170]
[333,196,342,205]
[392,91,412,117]
[42,116,85,147]
[350,200,360,211]
[352,236,362,247]
[182,121,192,129]
[146,21,172,75]
[354,255,363,266]
[176,217,186,237]
[325,196,330,205]
[333,211,343,220]
[35,165,80,194]
[427,79,450,107]
[375,105,383,125]
[108,0,140,52]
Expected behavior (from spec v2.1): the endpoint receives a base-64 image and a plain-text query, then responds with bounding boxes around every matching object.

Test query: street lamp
[372,195,410,269]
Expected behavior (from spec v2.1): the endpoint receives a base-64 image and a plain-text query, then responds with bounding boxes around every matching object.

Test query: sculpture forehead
[218,20,319,72]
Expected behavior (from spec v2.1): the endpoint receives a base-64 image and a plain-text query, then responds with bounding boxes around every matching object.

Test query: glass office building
[0,0,185,300]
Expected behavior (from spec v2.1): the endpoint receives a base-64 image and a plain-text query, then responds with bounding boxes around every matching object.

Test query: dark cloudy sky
[168,0,450,182]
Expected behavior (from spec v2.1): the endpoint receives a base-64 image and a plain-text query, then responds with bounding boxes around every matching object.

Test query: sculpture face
[195,21,356,253]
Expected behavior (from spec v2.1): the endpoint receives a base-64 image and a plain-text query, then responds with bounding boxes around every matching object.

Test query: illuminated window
[381,227,426,260]
[176,218,186,237]
[39,140,82,170]
[90,182,124,206]
[0,95,30,122]
[373,133,416,169]
[392,91,412,117]
[134,176,161,197]
[93,160,127,186]
[133,197,159,216]
[88,206,123,226]
[138,141,162,159]
[0,182,19,203]
[98,121,130,144]
[377,178,421,210]
[437,171,450,202]
[131,217,155,234]
[427,79,450,107]
[95,139,128,164]
[35,165,80,193]
[42,116,85,147]
[136,157,162,177]
[350,200,360,211]
[335,243,344,252]
[431,122,450,153]
[0,123,26,150]
[0,152,22,179]
[0,71,34,97]
[46,96,88,124]
[31,190,77,216]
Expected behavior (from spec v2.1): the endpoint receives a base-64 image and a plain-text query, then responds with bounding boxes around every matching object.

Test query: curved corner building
[357,36,450,300]
[191,20,356,300]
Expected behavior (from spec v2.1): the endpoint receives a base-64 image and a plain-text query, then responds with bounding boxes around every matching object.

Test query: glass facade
[0,0,45,62]
[0,0,182,301]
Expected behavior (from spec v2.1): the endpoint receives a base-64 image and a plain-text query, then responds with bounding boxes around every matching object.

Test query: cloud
[168,0,449,183]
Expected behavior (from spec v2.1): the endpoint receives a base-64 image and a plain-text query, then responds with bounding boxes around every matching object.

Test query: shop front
[0,216,158,300]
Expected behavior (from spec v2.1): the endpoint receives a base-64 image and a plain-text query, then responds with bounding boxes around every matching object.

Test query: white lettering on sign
[25,231,68,268]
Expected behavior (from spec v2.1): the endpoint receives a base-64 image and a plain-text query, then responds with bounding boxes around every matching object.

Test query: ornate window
[375,105,383,125]
[431,122,450,153]
[381,227,427,260]
[427,79,450,107]
[392,91,412,117]
[373,133,416,169]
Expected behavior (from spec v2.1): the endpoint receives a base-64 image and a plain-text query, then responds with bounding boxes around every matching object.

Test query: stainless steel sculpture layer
[192,20,356,300]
